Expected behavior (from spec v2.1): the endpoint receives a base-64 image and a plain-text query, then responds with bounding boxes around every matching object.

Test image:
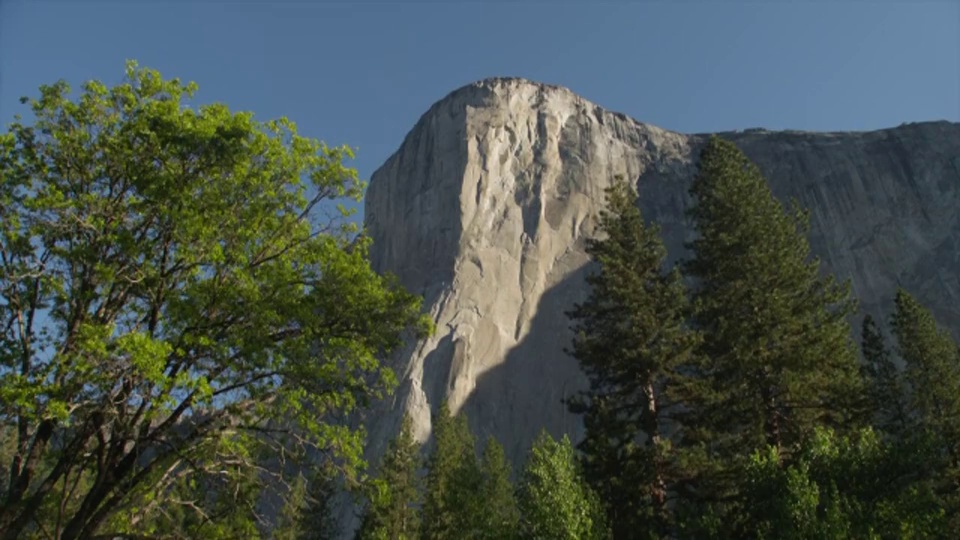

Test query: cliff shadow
[460,263,593,470]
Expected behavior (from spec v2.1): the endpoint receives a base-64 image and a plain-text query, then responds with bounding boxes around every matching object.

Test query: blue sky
[2,1,958,221]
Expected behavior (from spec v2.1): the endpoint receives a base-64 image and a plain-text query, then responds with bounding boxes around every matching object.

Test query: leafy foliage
[0,62,431,539]
[517,431,608,540]
[295,470,342,540]
[8,65,960,540]
[891,290,960,450]
[739,427,946,540]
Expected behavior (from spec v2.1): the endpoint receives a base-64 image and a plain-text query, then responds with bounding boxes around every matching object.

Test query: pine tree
[517,431,609,540]
[294,468,341,540]
[420,403,481,540]
[891,290,960,446]
[860,314,911,437]
[566,176,698,538]
[891,289,960,513]
[274,474,311,540]
[357,415,422,540]
[680,136,865,526]
[472,437,519,539]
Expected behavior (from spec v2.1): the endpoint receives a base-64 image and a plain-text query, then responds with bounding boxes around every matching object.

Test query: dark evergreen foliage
[473,437,520,539]
[353,143,958,540]
[566,176,698,538]
[676,136,866,531]
[683,135,864,452]
[420,403,480,540]
[861,314,911,437]
[357,416,422,540]
[891,289,960,524]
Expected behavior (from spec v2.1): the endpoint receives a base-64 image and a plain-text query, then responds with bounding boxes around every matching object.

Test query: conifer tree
[420,403,480,540]
[891,290,960,447]
[275,472,341,540]
[566,176,698,538]
[275,475,310,540]
[860,314,911,437]
[517,431,609,540]
[472,437,519,539]
[293,469,341,540]
[680,136,865,522]
[891,289,960,515]
[357,415,422,540]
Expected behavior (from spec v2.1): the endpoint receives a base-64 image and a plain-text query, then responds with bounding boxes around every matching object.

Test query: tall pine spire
[891,289,960,515]
[679,136,865,532]
[357,415,422,540]
[860,314,911,437]
[566,176,698,539]
[420,403,480,540]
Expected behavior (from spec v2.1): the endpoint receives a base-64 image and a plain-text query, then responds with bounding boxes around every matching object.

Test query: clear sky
[2,1,958,221]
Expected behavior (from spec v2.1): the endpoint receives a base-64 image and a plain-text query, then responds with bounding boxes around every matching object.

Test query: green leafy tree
[679,136,865,523]
[517,431,609,540]
[738,427,946,540]
[860,314,911,437]
[0,62,432,539]
[357,415,422,540]
[420,403,480,540]
[116,434,269,539]
[566,176,698,538]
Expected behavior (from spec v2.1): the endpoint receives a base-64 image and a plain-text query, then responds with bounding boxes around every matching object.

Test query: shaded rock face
[360,78,960,481]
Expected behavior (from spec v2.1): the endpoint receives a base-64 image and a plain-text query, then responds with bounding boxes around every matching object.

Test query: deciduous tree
[0,62,431,539]
[739,427,945,540]
[517,431,608,540]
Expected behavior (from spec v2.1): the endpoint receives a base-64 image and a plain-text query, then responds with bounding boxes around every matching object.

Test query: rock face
[359,77,960,493]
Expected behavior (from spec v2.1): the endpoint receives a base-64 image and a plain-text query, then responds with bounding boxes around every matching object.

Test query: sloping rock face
[359,77,960,488]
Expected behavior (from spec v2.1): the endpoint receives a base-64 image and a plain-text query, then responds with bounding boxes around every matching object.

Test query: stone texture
[344,77,960,533]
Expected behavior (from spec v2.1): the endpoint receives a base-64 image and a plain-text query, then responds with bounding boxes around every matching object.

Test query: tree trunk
[644,381,669,535]
[761,383,782,459]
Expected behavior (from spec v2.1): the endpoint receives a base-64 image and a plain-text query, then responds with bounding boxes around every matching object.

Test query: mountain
[355,77,960,513]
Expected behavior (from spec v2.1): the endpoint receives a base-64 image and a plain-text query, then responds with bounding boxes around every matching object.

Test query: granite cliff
[358,78,960,490]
